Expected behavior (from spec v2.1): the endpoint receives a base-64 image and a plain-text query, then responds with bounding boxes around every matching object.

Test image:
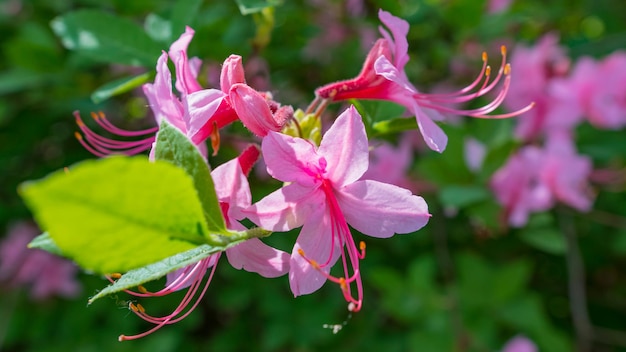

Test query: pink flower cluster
[71,9,532,340]
[0,222,81,300]
[488,33,624,226]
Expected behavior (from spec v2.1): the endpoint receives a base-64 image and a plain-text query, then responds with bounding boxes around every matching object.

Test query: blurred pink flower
[464,137,487,173]
[0,222,81,300]
[502,335,537,352]
[505,34,581,141]
[491,131,593,227]
[316,10,530,152]
[488,0,513,14]
[245,106,430,310]
[362,135,418,192]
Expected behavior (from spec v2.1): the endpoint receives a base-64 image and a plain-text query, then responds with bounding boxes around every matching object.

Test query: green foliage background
[1,0,625,351]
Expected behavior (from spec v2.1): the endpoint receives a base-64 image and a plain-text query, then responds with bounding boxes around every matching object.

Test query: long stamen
[297,181,365,310]
[73,111,157,156]
[118,255,219,341]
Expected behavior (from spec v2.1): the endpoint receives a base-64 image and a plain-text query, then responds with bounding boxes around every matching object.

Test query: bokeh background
[1,0,626,351]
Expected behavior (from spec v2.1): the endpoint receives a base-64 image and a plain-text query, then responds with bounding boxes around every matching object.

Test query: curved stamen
[118,255,219,341]
[297,180,365,311]
[74,111,157,156]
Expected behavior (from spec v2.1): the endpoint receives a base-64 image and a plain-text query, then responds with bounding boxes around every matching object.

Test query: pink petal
[413,104,448,153]
[378,9,410,69]
[220,55,246,92]
[337,180,430,238]
[142,52,185,131]
[318,106,369,186]
[374,55,415,93]
[225,238,289,278]
[182,88,225,141]
[289,206,341,296]
[502,335,537,352]
[229,83,283,137]
[168,26,202,94]
[244,183,324,232]
[261,130,325,186]
[211,156,252,224]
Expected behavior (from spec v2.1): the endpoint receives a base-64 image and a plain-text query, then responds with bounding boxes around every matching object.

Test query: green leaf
[89,244,219,303]
[155,121,227,234]
[89,227,271,303]
[50,10,163,67]
[144,13,172,43]
[27,232,62,256]
[438,185,490,208]
[90,72,151,104]
[19,156,210,274]
[235,0,283,15]
[170,0,203,40]
[371,117,419,136]
[519,228,566,255]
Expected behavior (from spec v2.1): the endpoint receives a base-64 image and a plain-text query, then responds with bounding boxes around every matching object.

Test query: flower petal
[229,83,283,137]
[211,156,251,224]
[142,52,185,131]
[220,55,246,92]
[262,130,324,186]
[168,26,202,95]
[244,183,324,232]
[289,206,341,296]
[412,103,448,153]
[378,9,410,69]
[337,180,430,238]
[225,238,289,278]
[318,106,369,185]
[182,88,225,141]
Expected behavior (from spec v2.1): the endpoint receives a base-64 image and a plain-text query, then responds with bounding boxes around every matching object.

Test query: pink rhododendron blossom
[586,51,626,129]
[491,131,593,227]
[501,335,537,352]
[540,131,594,211]
[505,34,581,141]
[75,28,291,158]
[315,10,530,152]
[491,145,552,227]
[244,106,430,310]
[0,222,81,300]
[118,146,289,341]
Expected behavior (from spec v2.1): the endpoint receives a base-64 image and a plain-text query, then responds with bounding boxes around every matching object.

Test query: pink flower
[490,145,553,227]
[118,146,290,341]
[490,131,593,227]
[587,51,626,128]
[501,335,537,352]
[0,222,81,300]
[315,10,530,152]
[244,106,430,310]
[505,34,581,141]
[75,27,291,158]
[487,0,513,14]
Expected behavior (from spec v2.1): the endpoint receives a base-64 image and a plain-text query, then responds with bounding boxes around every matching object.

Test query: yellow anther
[74,132,83,140]
[129,302,139,312]
[110,273,122,279]
[339,278,347,290]
[137,285,148,294]
[136,303,146,313]
[485,66,491,77]
[90,111,98,120]
[501,45,507,56]
[504,63,511,75]
[309,259,320,270]
[297,248,306,256]
[482,51,487,62]
[359,241,366,251]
